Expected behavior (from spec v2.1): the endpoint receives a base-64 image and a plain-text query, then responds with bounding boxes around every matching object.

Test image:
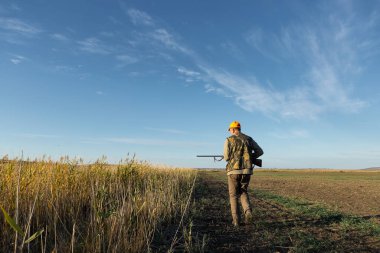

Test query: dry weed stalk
[0,156,196,252]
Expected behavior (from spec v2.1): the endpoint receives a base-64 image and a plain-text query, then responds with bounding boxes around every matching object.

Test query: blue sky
[1,0,380,169]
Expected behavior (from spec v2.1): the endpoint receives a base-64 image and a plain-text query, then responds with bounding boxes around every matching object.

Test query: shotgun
[196,155,262,167]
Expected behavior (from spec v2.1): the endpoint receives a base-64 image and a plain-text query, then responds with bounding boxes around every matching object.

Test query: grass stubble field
[1,157,379,252]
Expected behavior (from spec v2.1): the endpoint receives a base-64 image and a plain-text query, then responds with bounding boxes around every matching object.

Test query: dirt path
[190,171,380,253]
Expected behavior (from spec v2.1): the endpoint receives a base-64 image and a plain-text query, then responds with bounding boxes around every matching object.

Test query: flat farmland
[252,169,380,219]
[2,161,379,252]
[191,170,380,252]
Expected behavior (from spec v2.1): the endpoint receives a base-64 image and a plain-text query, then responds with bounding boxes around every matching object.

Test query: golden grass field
[0,158,196,252]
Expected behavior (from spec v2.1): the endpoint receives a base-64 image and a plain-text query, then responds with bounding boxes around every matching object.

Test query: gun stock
[252,158,262,167]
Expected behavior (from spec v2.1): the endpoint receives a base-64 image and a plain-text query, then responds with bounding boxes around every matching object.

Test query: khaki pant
[227,174,252,223]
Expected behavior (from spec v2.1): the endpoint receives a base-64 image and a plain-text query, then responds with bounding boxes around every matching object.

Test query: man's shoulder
[227,135,238,142]
[240,132,253,140]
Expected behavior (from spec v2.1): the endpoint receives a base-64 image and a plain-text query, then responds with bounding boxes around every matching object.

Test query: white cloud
[245,27,281,62]
[199,66,322,119]
[175,64,322,119]
[0,17,41,35]
[177,66,200,77]
[211,5,374,119]
[117,3,369,121]
[204,83,216,93]
[116,54,138,65]
[177,66,202,83]
[10,4,21,11]
[204,83,227,95]
[138,4,365,120]
[51,33,69,42]
[10,55,26,64]
[120,8,197,64]
[77,37,111,55]
[127,8,154,26]
[299,26,368,112]
[308,60,366,112]
[54,65,76,72]
[151,28,192,55]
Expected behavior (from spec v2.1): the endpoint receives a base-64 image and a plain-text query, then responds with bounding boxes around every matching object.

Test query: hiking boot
[232,215,240,227]
[245,211,253,224]
[232,220,240,227]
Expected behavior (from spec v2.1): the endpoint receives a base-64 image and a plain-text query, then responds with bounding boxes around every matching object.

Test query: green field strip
[254,189,380,236]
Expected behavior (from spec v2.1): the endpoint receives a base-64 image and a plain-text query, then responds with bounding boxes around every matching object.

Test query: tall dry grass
[0,156,197,252]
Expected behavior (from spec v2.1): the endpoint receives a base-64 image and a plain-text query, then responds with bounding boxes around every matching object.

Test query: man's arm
[223,139,230,161]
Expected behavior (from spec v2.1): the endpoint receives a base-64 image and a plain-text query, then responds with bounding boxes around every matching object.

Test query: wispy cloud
[308,57,366,113]
[53,65,76,73]
[51,33,69,42]
[10,3,21,11]
[124,7,193,57]
[177,66,200,77]
[0,17,41,35]
[177,66,201,83]
[198,4,374,119]
[127,8,154,26]
[245,27,281,62]
[199,66,323,119]
[155,5,368,120]
[118,5,374,120]
[300,25,368,113]
[150,28,192,55]
[198,61,365,119]
[77,37,112,55]
[10,54,26,64]
[115,54,138,66]
[204,83,228,95]
[0,17,41,44]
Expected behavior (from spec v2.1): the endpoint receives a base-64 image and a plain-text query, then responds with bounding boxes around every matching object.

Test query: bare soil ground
[252,170,380,221]
[188,170,380,253]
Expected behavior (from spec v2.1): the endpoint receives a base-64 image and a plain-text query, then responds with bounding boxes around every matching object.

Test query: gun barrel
[197,155,262,167]
[196,155,224,162]
[196,155,223,157]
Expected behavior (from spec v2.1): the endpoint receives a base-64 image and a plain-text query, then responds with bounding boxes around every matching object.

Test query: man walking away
[223,121,264,226]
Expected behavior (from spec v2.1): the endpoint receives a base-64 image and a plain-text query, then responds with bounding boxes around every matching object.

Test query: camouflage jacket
[224,132,263,175]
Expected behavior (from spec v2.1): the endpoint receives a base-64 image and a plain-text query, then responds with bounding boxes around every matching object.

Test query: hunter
[224,121,264,226]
